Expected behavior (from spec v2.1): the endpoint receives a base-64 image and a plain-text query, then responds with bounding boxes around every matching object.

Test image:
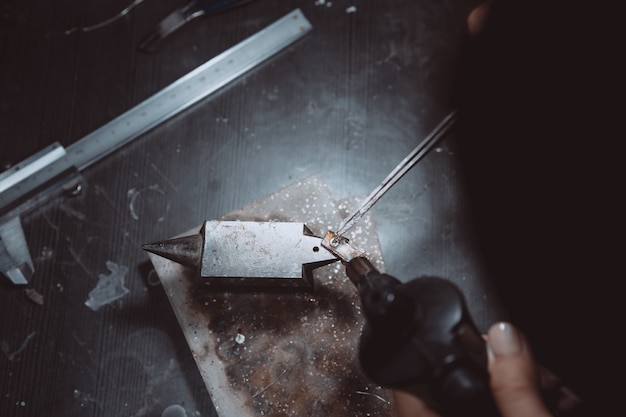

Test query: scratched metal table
[0,1,499,416]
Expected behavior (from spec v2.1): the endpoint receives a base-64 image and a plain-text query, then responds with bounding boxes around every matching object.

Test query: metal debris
[1,332,36,361]
[84,261,130,311]
[24,288,44,305]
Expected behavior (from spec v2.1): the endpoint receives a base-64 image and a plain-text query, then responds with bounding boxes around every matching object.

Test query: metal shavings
[59,203,87,220]
[38,246,55,261]
[127,188,141,220]
[24,288,44,305]
[147,269,161,286]
[127,185,170,222]
[251,369,288,398]
[1,332,36,361]
[73,389,97,407]
[313,0,333,6]
[355,390,391,404]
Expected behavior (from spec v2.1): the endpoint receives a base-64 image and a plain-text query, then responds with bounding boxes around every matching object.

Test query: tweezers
[140,0,255,52]
[336,111,457,236]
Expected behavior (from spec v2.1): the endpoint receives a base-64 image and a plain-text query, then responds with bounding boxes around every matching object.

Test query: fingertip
[487,323,552,417]
[467,1,493,36]
[487,322,524,358]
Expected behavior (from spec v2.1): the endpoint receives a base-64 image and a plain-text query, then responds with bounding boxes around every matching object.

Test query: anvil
[143,220,339,288]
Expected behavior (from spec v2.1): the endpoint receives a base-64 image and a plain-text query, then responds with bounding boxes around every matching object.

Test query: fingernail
[488,322,523,357]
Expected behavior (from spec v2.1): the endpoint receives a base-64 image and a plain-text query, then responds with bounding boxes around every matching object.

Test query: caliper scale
[0,9,312,284]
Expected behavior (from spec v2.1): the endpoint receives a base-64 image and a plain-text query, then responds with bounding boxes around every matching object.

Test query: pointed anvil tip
[142,233,203,269]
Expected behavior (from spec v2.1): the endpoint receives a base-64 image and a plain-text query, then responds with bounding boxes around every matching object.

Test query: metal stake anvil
[143,220,339,288]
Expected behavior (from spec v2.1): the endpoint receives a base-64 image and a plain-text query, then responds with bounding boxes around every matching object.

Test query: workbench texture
[0,1,500,416]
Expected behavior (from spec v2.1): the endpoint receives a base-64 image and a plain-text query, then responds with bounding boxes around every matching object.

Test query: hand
[393,322,555,417]
[467,1,492,36]
[484,322,553,417]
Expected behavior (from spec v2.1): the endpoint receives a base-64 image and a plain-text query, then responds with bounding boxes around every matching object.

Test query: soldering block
[147,174,391,417]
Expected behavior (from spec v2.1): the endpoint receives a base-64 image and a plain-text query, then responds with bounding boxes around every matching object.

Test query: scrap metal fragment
[321,230,365,263]
[84,261,130,311]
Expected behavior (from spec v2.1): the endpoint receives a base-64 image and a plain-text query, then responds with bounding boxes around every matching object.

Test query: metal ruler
[0,9,312,284]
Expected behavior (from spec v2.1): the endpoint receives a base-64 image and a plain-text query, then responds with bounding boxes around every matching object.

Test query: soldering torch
[322,232,499,417]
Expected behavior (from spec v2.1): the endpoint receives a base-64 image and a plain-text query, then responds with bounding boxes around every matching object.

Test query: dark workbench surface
[1,1,517,416]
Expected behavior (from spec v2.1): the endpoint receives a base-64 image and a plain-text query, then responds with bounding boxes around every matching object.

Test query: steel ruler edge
[0,9,312,284]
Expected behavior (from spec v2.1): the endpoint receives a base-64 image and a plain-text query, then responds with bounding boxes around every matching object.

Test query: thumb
[487,322,552,417]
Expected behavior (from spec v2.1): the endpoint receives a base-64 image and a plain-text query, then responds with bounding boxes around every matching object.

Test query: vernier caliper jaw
[0,217,34,285]
[0,142,81,285]
[0,10,312,285]
[143,221,339,288]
